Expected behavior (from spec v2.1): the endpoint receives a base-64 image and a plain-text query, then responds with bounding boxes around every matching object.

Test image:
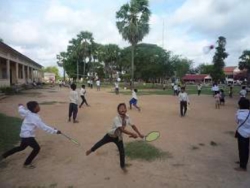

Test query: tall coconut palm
[116,0,151,87]
[56,52,67,81]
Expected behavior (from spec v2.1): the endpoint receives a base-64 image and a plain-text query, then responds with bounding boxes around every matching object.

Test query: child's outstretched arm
[18,104,29,118]
[35,118,60,134]
[131,125,144,138]
[119,127,138,138]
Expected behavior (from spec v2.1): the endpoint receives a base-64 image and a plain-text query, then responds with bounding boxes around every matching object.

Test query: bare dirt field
[0,86,249,188]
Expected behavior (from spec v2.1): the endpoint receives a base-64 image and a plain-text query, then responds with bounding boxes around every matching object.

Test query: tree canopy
[210,36,228,82]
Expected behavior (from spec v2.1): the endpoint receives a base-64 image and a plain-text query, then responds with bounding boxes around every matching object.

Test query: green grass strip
[0,113,22,152]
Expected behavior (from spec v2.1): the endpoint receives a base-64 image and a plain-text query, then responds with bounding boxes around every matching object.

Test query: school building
[0,41,43,87]
[182,74,212,83]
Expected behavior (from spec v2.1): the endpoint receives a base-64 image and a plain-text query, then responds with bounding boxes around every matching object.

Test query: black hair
[238,98,250,109]
[117,103,126,111]
[71,83,76,90]
[134,89,138,92]
[242,86,246,89]
[238,97,250,109]
[82,85,85,88]
[220,89,224,92]
[27,101,39,113]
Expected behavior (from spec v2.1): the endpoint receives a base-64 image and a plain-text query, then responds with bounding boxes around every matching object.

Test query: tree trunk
[131,44,135,88]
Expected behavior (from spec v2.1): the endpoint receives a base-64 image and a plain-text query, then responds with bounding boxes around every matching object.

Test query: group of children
[0,84,143,171]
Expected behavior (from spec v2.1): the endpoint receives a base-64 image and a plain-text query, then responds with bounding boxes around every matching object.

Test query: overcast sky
[0,0,249,71]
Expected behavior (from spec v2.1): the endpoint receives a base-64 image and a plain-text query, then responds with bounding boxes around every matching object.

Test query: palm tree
[56,52,67,81]
[116,0,151,87]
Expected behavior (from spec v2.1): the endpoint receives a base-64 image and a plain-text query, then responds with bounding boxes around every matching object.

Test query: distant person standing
[234,98,250,172]
[68,83,79,123]
[79,85,90,108]
[178,87,190,117]
[239,86,247,98]
[197,83,202,96]
[173,84,178,96]
[115,82,119,95]
[96,79,101,91]
[229,85,233,98]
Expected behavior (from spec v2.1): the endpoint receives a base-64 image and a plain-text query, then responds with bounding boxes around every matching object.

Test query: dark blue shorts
[129,98,137,105]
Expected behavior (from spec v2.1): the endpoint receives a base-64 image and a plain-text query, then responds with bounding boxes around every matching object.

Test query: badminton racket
[143,131,160,142]
[61,133,80,146]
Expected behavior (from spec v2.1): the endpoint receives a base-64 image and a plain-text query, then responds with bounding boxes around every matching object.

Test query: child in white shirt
[68,83,79,123]
[129,89,141,111]
[178,87,190,117]
[86,103,144,172]
[1,101,61,169]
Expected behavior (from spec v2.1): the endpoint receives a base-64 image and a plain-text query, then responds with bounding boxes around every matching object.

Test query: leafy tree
[42,66,60,80]
[120,43,173,82]
[98,44,120,80]
[116,0,151,87]
[56,52,67,81]
[210,36,228,83]
[0,38,3,42]
[197,63,213,74]
[238,50,250,83]
[171,55,192,79]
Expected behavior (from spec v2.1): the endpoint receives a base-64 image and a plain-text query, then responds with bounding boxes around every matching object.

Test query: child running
[129,89,141,111]
[0,102,61,169]
[79,85,90,108]
[68,83,79,123]
[86,103,144,172]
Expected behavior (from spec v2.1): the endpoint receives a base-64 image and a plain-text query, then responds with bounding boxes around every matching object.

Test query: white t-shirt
[80,88,86,96]
[115,82,119,88]
[108,115,133,140]
[96,80,100,86]
[178,92,189,102]
[236,109,250,138]
[239,89,247,97]
[18,105,57,138]
[69,90,78,104]
[132,90,138,99]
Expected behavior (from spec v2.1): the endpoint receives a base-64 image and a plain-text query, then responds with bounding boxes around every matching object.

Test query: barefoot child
[129,89,141,111]
[68,83,79,123]
[1,102,61,169]
[86,103,144,171]
[79,85,90,108]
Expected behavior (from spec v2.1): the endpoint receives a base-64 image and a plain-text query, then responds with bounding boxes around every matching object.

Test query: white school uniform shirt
[236,109,250,138]
[69,90,78,104]
[108,114,133,140]
[239,89,247,97]
[115,82,119,88]
[18,105,57,138]
[132,90,138,99]
[80,88,86,96]
[173,85,178,91]
[197,85,202,90]
[178,92,189,102]
[96,80,100,86]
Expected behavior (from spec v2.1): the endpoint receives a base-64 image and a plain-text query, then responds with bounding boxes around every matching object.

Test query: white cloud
[0,0,250,73]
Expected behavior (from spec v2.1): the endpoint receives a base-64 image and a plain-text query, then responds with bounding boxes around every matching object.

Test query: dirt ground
[0,86,250,188]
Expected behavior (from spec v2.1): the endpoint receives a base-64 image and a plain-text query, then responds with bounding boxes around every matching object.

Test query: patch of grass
[18,183,58,188]
[125,141,172,161]
[47,90,58,93]
[210,141,218,146]
[224,131,235,137]
[191,146,200,150]
[39,101,67,105]
[0,113,22,153]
